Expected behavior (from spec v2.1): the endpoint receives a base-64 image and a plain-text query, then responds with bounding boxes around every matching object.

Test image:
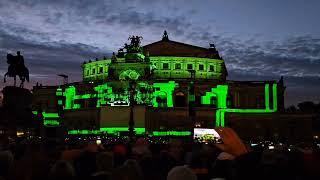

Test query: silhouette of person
[16,51,24,65]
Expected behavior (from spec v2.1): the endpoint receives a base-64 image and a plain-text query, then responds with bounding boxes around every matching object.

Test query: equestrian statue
[3,51,30,88]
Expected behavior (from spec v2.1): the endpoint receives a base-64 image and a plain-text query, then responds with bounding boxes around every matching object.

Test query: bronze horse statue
[3,53,29,88]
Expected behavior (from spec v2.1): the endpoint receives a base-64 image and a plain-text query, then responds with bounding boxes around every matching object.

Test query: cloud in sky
[0,0,319,106]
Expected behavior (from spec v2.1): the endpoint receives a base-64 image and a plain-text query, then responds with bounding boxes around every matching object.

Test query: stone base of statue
[1,86,39,137]
[125,53,145,62]
[2,86,32,110]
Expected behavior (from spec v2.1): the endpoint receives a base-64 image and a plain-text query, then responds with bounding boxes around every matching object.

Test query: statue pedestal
[2,86,32,111]
[1,86,37,137]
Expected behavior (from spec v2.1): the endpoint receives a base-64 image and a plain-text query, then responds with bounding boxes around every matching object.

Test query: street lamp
[188,70,196,125]
[128,81,136,141]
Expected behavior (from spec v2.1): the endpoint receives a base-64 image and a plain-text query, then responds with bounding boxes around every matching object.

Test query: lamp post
[36,103,45,138]
[128,81,136,141]
[188,70,196,126]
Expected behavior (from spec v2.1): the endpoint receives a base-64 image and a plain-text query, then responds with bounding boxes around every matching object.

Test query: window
[175,92,186,107]
[58,100,63,105]
[175,63,181,69]
[163,63,169,69]
[209,65,214,72]
[199,64,204,71]
[92,68,96,74]
[86,70,89,76]
[99,67,103,74]
[211,96,217,108]
[187,64,193,70]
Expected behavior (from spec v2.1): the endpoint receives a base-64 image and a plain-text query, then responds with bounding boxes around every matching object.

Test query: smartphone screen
[193,128,222,144]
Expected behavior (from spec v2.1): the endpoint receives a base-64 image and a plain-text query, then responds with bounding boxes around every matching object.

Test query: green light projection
[94,83,114,107]
[188,81,195,102]
[82,56,225,81]
[54,81,278,132]
[68,127,145,135]
[135,82,153,104]
[64,86,75,109]
[32,111,60,126]
[213,84,278,127]
[59,81,178,109]
[152,131,191,136]
[119,69,141,80]
[201,85,228,108]
[56,88,63,96]
[67,129,190,136]
[152,81,178,107]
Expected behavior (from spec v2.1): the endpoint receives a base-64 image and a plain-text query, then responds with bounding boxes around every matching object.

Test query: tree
[297,101,316,113]
[286,105,297,112]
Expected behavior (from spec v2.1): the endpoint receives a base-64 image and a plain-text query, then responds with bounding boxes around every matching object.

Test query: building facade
[31,31,312,140]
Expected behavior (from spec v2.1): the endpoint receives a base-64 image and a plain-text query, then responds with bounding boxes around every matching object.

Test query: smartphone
[193,128,223,144]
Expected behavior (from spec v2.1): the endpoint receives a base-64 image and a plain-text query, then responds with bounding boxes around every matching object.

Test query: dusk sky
[0,0,319,106]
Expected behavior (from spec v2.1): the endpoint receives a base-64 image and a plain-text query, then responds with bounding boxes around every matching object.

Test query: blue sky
[0,0,319,106]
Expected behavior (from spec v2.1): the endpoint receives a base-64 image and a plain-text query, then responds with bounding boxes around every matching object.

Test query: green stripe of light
[32,111,60,126]
[68,127,146,135]
[152,131,191,136]
[216,83,278,127]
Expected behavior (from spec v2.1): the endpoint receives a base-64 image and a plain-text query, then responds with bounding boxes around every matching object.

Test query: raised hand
[215,127,249,157]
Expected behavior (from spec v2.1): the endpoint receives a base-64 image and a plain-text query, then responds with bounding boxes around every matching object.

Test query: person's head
[167,166,197,180]
[168,139,183,160]
[96,152,113,172]
[49,160,76,180]
[140,155,161,180]
[229,152,260,180]
[0,151,13,177]
[260,150,291,179]
[123,159,143,179]
[112,159,142,180]
[17,51,20,55]
[91,172,112,180]
[133,137,150,156]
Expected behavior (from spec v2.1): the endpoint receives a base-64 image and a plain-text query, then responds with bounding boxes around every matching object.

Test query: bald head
[167,166,197,180]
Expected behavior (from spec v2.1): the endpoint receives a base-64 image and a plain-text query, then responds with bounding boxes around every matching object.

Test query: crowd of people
[1,127,320,180]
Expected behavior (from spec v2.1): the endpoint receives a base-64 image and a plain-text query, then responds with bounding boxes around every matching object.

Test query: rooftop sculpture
[123,35,145,62]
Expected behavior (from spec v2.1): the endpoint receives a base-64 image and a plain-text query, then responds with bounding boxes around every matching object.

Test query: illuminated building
[31,31,312,140]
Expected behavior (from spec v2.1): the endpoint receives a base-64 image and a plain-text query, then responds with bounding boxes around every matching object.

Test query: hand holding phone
[214,127,248,157]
